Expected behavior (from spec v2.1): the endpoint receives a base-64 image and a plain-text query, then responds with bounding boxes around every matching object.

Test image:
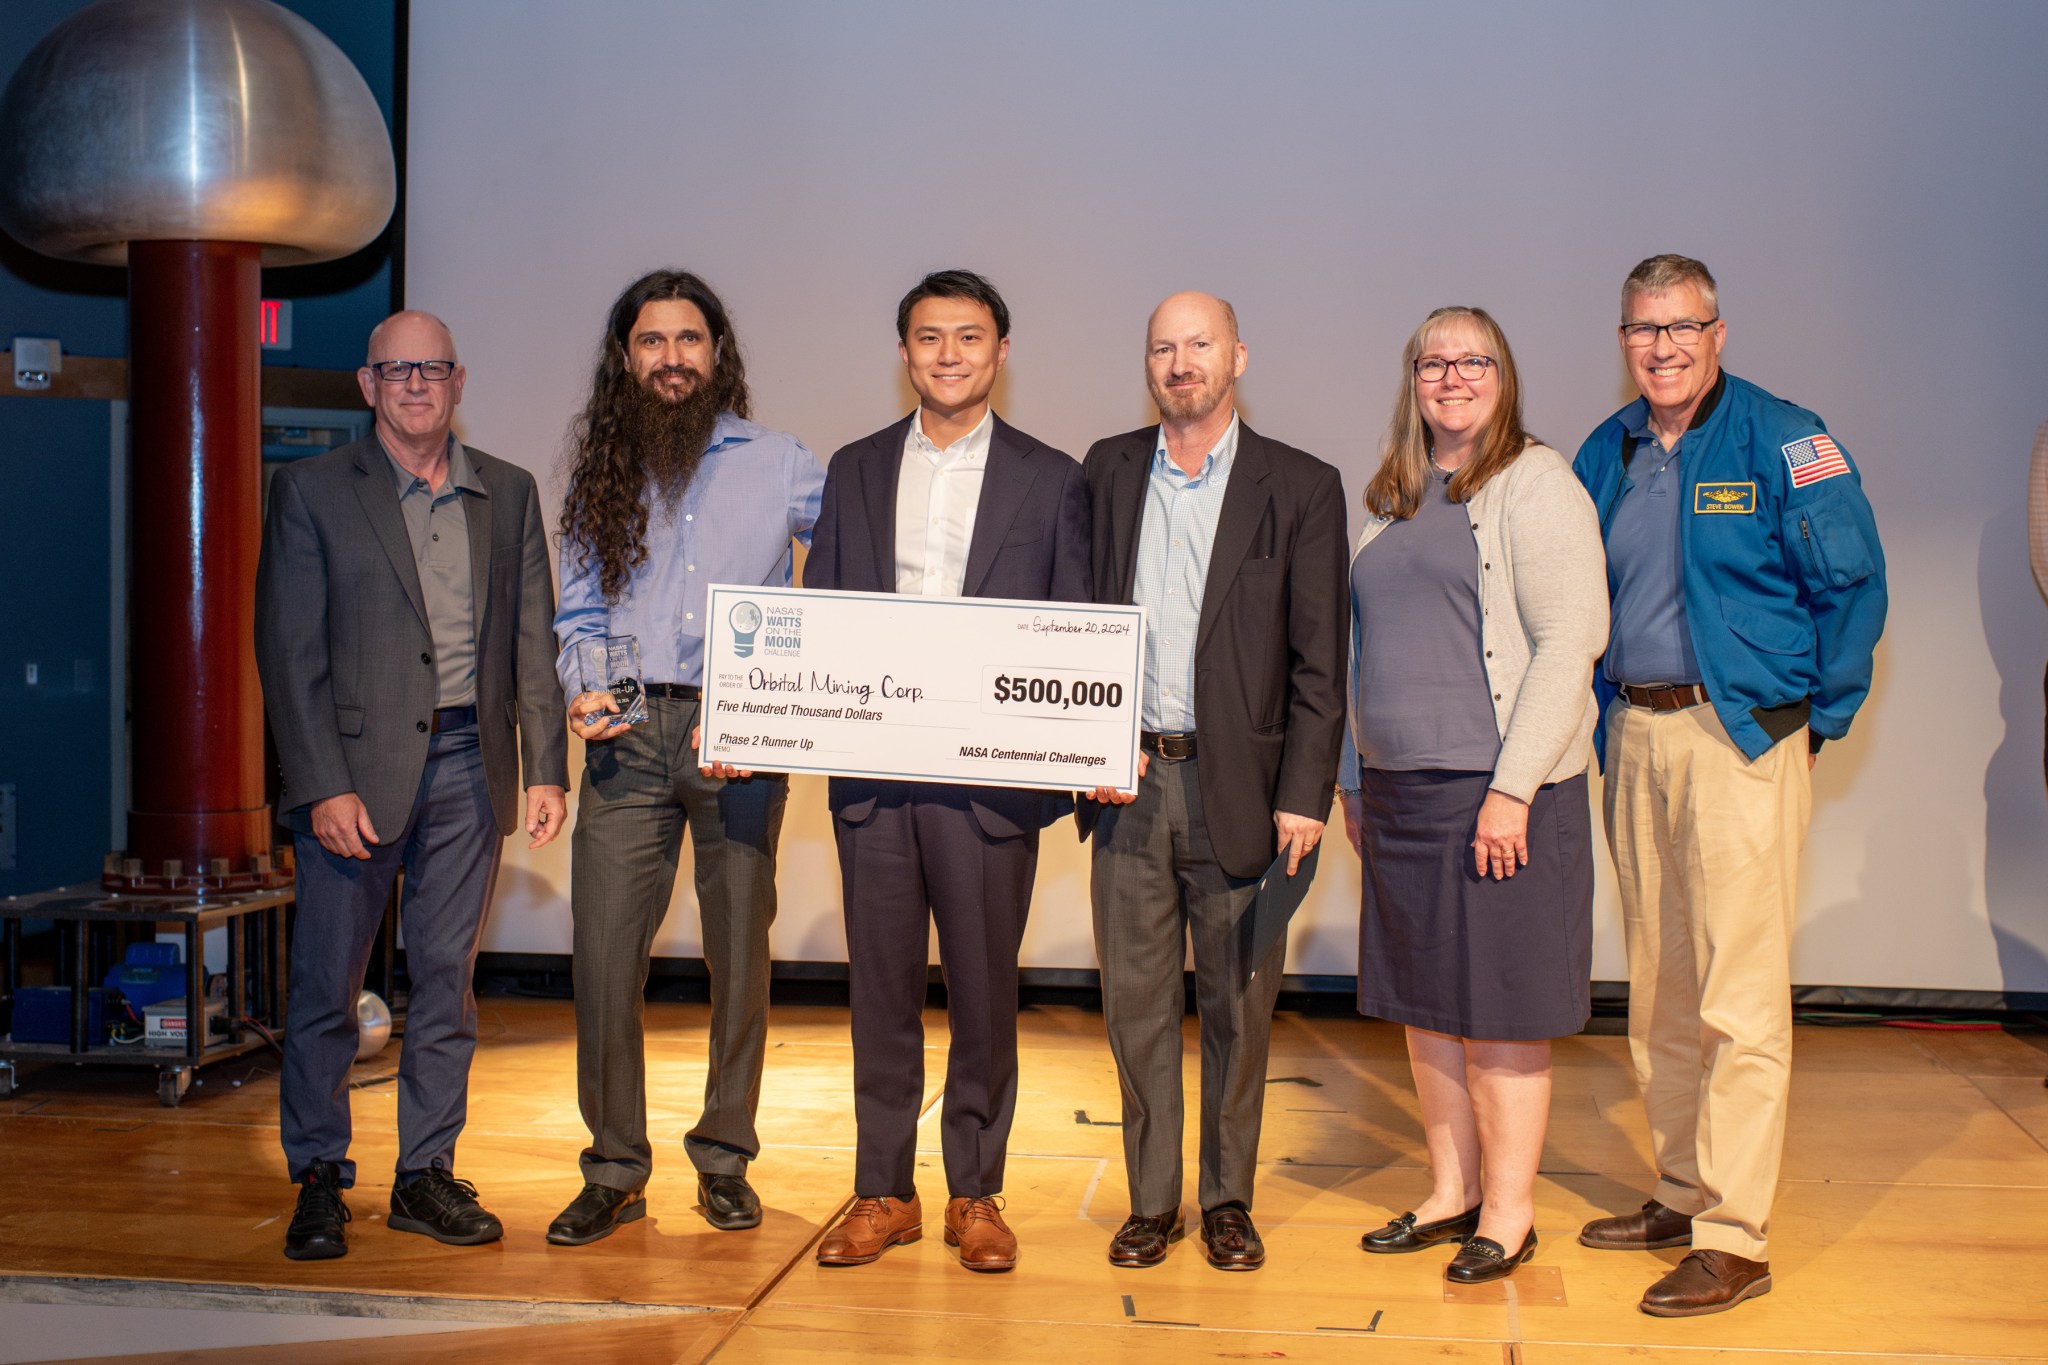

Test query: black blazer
[804,413,1093,836]
[1077,422,1348,878]
[255,438,569,840]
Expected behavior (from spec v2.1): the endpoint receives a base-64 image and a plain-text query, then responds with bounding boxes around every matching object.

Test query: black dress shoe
[388,1167,504,1245]
[1199,1204,1265,1271]
[1107,1208,1185,1267]
[284,1162,351,1261]
[697,1172,762,1230]
[547,1181,647,1246]
[1361,1204,1482,1254]
[1446,1229,1538,1284]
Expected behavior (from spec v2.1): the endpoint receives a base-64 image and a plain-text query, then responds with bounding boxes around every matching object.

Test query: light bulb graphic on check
[729,600,764,657]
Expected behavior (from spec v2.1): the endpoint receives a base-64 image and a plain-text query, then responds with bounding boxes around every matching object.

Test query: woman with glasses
[1339,306,1607,1283]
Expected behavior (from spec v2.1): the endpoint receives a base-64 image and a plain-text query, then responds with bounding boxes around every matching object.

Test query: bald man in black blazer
[804,271,1090,1272]
[1079,291,1347,1271]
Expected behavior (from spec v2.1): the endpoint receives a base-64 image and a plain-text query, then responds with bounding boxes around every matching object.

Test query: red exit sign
[259,299,293,350]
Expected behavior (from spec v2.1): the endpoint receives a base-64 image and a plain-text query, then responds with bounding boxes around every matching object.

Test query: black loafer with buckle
[1361,1204,1482,1254]
[1446,1229,1538,1284]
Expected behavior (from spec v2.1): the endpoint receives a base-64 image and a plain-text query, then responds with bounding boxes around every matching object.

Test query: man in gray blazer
[256,310,569,1261]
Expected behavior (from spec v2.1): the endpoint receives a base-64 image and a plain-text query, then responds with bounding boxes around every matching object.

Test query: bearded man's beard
[618,367,723,506]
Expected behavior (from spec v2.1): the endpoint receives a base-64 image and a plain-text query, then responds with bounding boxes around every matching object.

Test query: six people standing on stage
[260,265,1884,1313]
[547,270,824,1246]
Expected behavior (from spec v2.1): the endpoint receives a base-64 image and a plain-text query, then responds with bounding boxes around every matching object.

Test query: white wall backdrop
[406,0,2048,993]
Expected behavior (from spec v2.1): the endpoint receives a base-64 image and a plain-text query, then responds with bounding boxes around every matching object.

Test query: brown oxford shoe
[1639,1249,1773,1317]
[1200,1204,1265,1271]
[816,1195,922,1266]
[943,1196,1018,1272]
[1107,1208,1185,1267]
[1579,1198,1693,1250]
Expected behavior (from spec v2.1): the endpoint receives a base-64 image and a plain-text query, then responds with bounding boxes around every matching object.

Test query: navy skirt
[1356,769,1593,1041]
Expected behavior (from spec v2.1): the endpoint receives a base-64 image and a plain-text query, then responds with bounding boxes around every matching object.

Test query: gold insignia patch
[1693,482,1757,514]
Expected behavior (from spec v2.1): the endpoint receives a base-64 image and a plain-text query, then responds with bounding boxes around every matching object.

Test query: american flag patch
[1781,434,1849,487]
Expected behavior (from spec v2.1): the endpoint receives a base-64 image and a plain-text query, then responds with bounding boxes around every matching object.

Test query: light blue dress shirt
[554,412,825,702]
[1133,414,1239,731]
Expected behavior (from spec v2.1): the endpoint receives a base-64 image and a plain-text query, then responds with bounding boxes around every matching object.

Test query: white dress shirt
[894,407,993,597]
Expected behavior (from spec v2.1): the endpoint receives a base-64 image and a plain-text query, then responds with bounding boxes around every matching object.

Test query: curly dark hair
[559,270,752,602]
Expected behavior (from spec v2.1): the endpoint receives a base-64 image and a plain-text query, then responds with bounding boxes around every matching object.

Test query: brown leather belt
[1140,731,1196,761]
[1618,682,1710,712]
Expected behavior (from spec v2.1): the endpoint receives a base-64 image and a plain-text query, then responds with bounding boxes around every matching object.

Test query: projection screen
[404,0,2048,995]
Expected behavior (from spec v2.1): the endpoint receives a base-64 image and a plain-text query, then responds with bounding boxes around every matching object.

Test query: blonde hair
[1364,306,1535,520]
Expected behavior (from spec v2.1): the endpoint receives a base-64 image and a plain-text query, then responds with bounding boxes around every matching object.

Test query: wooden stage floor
[2,997,2045,1363]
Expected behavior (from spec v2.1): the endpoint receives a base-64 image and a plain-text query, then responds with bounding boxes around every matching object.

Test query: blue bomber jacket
[1573,371,1887,763]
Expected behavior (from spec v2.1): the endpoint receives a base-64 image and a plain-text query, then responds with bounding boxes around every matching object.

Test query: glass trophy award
[579,635,648,728]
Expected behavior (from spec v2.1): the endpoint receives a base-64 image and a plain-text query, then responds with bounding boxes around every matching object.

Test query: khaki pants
[1603,698,1810,1261]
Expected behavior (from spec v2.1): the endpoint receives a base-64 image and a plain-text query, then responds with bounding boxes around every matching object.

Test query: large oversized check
[699,586,1146,794]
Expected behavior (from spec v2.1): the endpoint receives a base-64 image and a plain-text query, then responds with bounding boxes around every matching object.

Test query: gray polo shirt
[1601,412,1702,688]
[383,436,482,707]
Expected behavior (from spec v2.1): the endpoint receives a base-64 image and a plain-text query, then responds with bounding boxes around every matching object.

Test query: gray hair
[1621,255,1718,320]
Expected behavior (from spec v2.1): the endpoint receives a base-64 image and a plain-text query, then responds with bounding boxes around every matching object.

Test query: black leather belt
[430,704,477,732]
[1140,731,1197,761]
[1618,682,1710,712]
[644,683,701,700]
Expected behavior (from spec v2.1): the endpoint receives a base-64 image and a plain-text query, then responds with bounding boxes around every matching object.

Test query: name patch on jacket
[1782,434,1849,488]
[1693,482,1756,514]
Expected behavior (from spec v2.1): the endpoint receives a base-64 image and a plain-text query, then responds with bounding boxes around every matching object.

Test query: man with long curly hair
[547,270,824,1247]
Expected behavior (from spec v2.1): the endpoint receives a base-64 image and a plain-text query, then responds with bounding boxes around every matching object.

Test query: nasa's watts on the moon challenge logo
[726,599,805,659]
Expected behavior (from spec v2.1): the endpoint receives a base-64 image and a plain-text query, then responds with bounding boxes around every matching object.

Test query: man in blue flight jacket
[1572,255,1886,1317]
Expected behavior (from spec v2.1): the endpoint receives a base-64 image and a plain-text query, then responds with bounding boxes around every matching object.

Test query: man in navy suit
[803,270,1091,1271]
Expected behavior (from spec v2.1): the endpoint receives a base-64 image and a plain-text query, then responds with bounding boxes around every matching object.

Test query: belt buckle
[1153,732,1195,762]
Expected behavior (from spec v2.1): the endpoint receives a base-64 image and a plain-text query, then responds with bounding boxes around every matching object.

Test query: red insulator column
[116,239,277,891]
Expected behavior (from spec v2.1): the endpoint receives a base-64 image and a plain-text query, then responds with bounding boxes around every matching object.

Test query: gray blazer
[256,436,569,840]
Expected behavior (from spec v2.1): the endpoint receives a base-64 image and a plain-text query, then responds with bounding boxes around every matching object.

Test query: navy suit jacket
[804,412,1092,836]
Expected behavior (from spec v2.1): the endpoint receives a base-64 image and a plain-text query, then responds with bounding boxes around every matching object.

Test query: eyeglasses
[1414,355,1496,382]
[1619,319,1718,348]
[367,359,457,382]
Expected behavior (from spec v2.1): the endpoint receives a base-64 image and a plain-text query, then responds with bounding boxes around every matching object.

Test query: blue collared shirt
[554,412,825,701]
[1133,414,1239,731]
[1601,401,1702,687]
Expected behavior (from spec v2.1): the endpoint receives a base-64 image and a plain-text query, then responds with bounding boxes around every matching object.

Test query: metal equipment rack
[0,882,290,1106]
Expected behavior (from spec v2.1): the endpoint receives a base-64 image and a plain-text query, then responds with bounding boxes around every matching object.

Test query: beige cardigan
[1349,442,1609,801]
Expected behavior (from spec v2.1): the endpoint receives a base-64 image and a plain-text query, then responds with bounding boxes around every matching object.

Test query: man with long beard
[548,270,824,1245]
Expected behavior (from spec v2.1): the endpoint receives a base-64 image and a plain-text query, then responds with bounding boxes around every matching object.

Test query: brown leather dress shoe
[1579,1198,1692,1250]
[1639,1249,1772,1317]
[1108,1208,1185,1267]
[944,1196,1018,1272]
[1200,1204,1265,1271]
[816,1195,922,1266]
